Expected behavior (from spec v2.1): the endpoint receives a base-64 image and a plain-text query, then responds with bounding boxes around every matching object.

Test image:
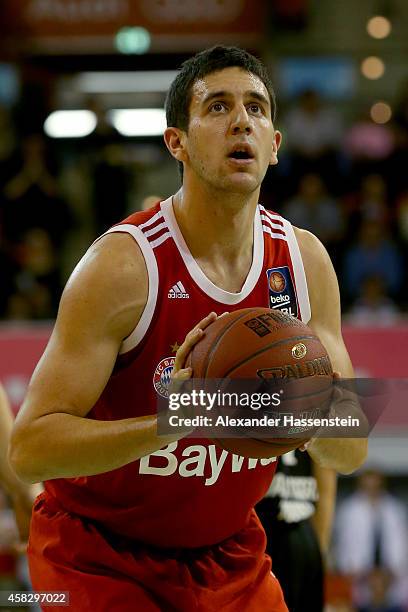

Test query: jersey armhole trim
[279,218,311,324]
[96,223,159,354]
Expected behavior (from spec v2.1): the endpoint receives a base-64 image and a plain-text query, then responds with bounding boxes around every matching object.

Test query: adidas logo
[168,281,190,299]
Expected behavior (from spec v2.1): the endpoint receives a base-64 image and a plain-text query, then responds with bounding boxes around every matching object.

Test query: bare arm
[0,384,27,496]
[9,234,200,484]
[296,228,368,474]
[0,384,39,542]
[310,461,337,554]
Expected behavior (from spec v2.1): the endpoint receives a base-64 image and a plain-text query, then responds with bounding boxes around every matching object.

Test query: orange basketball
[186,308,333,458]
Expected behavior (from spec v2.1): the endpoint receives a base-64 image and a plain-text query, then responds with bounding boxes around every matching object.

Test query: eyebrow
[201,89,270,108]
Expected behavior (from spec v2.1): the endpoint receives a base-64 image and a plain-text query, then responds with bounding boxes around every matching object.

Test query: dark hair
[165,45,277,132]
[165,46,277,179]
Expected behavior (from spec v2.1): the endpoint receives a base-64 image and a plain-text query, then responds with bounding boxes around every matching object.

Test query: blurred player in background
[257,451,337,612]
[10,46,366,611]
[0,383,37,549]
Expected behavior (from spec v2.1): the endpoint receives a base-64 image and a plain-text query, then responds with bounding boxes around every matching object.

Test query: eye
[209,102,226,113]
[248,103,262,114]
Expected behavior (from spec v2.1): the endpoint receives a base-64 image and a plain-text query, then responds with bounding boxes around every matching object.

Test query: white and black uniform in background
[256,449,324,612]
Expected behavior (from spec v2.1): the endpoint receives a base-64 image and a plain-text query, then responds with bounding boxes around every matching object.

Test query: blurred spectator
[396,191,408,296]
[284,89,343,188]
[0,104,16,178]
[84,96,119,145]
[6,229,60,319]
[342,220,403,301]
[91,144,129,235]
[141,195,162,211]
[0,487,19,590]
[325,606,354,612]
[359,568,405,612]
[0,134,73,318]
[282,173,344,252]
[344,113,394,161]
[386,81,408,200]
[335,470,408,611]
[0,247,16,317]
[344,175,390,242]
[81,97,128,236]
[5,291,36,320]
[396,192,408,242]
[393,80,408,134]
[343,111,394,183]
[345,276,401,327]
[1,133,73,247]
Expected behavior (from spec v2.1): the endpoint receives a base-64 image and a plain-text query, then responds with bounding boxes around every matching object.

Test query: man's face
[182,66,280,194]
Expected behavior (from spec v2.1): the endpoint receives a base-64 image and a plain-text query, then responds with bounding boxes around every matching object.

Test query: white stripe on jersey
[279,219,311,323]
[139,210,163,230]
[260,214,286,232]
[259,205,284,224]
[262,225,288,240]
[150,231,171,249]
[143,221,168,238]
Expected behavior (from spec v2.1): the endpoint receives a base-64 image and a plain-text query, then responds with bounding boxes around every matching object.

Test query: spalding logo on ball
[291,343,307,359]
[186,308,333,459]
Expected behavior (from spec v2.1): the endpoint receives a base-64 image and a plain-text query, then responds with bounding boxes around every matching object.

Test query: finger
[174,312,228,374]
[173,328,203,373]
[193,311,217,331]
[217,311,230,319]
[174,312,217,373]
[172,367,193,380]
[299,439,312,451]
[169,368,193,397]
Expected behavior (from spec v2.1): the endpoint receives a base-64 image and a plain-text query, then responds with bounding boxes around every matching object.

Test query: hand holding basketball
[185,308,333,458]
[171,311,218,381]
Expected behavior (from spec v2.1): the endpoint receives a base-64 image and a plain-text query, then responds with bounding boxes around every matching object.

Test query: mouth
[227,145,255,166]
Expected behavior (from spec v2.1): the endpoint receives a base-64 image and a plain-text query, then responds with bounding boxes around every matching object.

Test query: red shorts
[28,492,287,611]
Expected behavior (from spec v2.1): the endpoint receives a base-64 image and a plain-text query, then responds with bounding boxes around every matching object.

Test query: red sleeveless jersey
[44,197,310,549]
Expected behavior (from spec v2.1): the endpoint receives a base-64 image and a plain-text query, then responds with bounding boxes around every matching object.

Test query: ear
[269,130,282,166]
[163,127,188,164]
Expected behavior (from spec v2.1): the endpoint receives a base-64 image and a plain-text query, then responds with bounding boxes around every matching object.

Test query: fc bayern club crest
[153,356,176,398]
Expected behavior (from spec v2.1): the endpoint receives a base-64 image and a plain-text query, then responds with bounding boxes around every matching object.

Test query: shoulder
[59,232,149,342]
[293,227,338,288]
[293,227,341,328]
[68,232,148,299]
[293,227,330,269]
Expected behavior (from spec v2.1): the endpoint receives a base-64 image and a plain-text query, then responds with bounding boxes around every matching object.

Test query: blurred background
[0,0,407,610]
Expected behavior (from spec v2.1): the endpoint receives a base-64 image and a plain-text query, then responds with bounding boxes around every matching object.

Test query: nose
[230,105,251,135]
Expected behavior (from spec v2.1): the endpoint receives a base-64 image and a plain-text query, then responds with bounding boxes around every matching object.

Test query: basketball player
[256,451,337,611]
[10,46,367,611]
[0,383,36,547]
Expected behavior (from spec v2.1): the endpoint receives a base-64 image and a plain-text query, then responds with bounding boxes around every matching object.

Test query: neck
[172,179,260,263]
